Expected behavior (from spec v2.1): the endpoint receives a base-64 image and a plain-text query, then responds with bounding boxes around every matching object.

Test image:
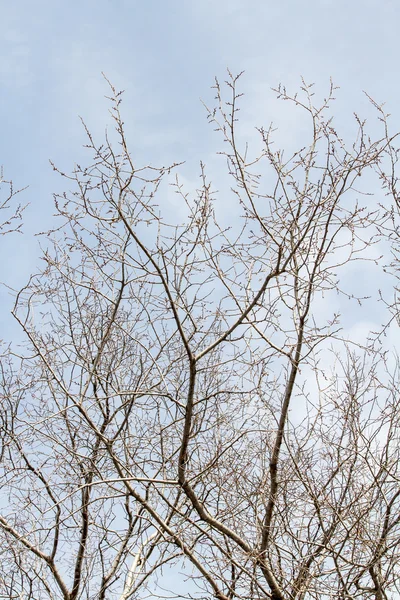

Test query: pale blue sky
[1,0,398,344]
[1,2,398,230]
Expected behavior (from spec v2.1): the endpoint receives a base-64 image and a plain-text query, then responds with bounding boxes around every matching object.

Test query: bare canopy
[1,74,400,600]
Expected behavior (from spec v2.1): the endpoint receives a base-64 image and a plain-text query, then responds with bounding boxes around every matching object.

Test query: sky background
[2,0,399,343]
[1,1,400,596]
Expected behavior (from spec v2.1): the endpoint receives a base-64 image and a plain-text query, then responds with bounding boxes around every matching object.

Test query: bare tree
[1,73,400,600]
